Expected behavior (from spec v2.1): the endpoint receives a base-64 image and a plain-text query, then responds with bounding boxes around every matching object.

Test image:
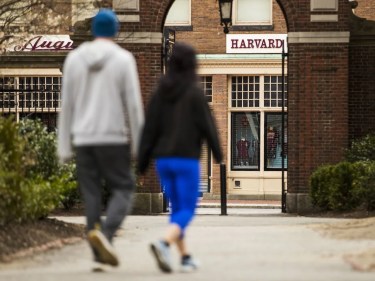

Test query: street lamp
[218,0,233,34]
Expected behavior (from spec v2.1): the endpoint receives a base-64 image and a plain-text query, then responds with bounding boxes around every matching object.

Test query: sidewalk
[1,212,374,281]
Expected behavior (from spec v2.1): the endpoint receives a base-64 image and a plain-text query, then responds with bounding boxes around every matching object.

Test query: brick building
[164,0,289,203]
[1,0,374,213]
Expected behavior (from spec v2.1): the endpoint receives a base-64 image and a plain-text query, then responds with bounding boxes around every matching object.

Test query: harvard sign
[226,34,288,54]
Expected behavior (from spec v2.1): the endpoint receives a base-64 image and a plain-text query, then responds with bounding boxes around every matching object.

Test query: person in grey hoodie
[57,9,144,269]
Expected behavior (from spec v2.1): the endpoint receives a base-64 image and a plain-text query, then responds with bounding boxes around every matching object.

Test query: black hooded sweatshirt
[137,80,222,174]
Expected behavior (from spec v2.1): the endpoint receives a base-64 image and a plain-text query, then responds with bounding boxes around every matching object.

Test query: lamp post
[218,0,233,34]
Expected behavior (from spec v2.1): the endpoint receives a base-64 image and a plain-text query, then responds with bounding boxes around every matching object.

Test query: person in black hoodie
[138,42,222,273]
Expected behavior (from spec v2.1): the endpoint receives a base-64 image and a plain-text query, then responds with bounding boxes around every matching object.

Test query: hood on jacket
[157,76,196,102]
[79,40,114,71]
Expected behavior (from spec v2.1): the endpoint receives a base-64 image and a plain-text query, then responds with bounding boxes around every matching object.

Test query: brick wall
[288,43,349,193]
[171,0,287,53]
[349,0,375,140]
[349,44,375,140]
[348,0,375,141]
[120,44,162,193]
[354,0,375,20]
[130,0,352,206]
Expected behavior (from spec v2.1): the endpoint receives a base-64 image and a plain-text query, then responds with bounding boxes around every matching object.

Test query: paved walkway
[0,210,374,281]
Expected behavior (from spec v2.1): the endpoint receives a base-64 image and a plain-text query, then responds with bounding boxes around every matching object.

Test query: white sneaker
[150,241,173,273]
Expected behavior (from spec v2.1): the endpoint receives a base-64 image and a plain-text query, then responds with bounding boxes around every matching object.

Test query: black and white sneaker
[180,255,200,273]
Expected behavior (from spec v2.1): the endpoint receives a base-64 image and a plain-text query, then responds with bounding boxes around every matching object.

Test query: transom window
[234,0,272,25]
[231,76,260,108]
[165,0,191,26]
[264,76,288,107]
[231,75,287,108]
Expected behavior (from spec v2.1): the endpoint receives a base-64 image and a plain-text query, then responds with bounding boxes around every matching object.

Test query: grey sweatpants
[76,144,135,242]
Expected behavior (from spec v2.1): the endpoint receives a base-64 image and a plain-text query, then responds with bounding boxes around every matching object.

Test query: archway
[159,0,291,206]
[134,0,352,213]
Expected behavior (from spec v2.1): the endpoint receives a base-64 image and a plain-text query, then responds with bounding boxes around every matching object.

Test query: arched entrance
[162,0,290,206]
[128,0,351,213]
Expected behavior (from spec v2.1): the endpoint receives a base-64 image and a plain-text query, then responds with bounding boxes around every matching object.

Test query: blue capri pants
[156,157,200,233]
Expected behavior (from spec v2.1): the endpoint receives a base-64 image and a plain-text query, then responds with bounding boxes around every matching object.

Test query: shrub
[326,162,361,211]
[0,117,35,225]
[19,119,59,180]
[0,117,79,225]
[0,117,34,175]
[310,162,361,211]
[310,161,375,212]
[52,162,80,210]
[22,177,61,220]
[352,161,375,211]
[310,164,334,209]
[19,119,80,210]
[346,134,375,162]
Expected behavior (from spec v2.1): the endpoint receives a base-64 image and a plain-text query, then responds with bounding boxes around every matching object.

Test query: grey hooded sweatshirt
[57,39,144,162]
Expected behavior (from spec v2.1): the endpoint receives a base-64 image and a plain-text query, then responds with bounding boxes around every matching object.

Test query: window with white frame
[0,76,62,130]
[199,76,213,103]
[231,76,260,108]
[198,75,213,193]
[234,0,272,26]
[264,75,288,107]
[113,0,139,11]
[165,0,191,26]
[231,112,260,170]
[230,75,288,171]
[265,113,287,170]
[18,76,62,109]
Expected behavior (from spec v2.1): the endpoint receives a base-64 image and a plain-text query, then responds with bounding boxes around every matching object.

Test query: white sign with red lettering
[226,34,288,54]
[10,35,73,52]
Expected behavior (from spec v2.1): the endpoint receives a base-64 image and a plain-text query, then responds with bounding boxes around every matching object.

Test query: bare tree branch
[0,0,108,53]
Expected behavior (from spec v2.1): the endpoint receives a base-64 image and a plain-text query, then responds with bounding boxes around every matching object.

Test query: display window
[264,113,288,170]
[230,75,288,172]
[231,112,260,170]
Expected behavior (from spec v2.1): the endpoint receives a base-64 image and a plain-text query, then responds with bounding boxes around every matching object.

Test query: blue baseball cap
[91,9,119,38]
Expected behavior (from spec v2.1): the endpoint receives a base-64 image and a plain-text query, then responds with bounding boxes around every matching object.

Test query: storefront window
[231,112,260,170]
[230,75,287,172]
[265,113,288,170]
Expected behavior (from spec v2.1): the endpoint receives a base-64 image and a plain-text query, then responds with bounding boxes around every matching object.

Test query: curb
[197,203,281,209]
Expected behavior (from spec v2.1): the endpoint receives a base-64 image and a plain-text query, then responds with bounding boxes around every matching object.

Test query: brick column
[286,32,350,213]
